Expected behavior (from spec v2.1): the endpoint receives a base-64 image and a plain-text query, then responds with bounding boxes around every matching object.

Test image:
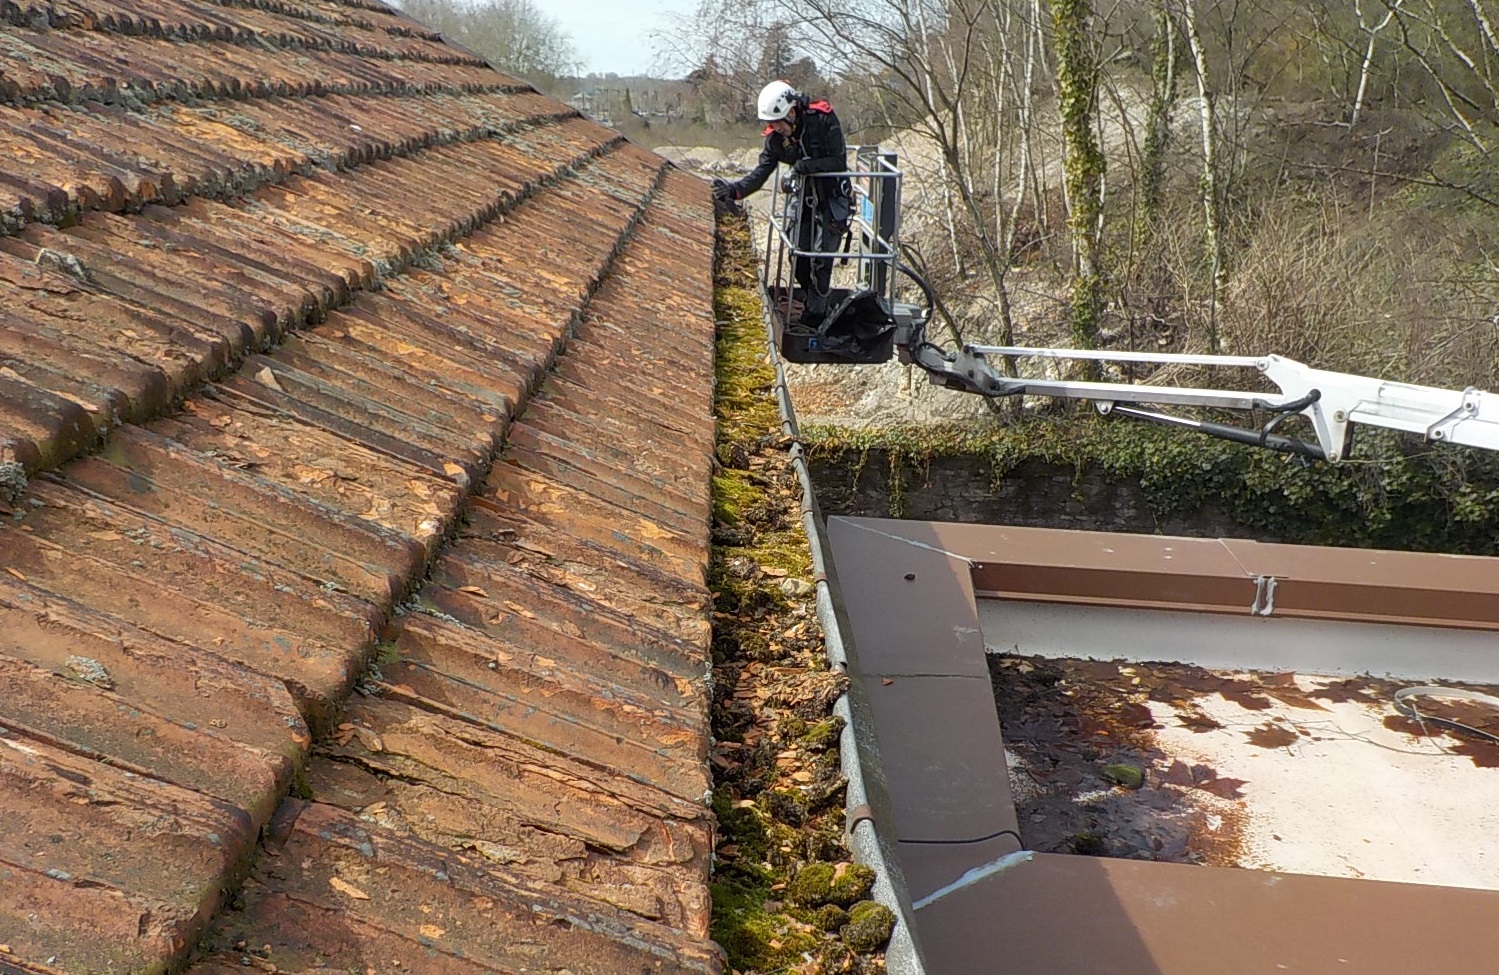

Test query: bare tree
[1388,0,1499,150]
[1351,0,1402,127]
[1139,0,1179,233]
[1181,0,1224,351]
[780,0,1049,359]
[396,0,579,82]
[655,0,823,124]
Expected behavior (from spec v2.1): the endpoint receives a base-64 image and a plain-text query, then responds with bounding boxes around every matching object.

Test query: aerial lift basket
[762,148,927,365]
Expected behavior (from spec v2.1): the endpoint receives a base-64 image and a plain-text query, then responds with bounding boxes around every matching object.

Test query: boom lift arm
[904,340,1499,463]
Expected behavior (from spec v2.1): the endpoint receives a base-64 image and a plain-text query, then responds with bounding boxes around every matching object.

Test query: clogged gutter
[709,209,895,973]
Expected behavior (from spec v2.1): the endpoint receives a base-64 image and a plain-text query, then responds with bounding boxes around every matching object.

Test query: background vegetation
[655,0,1499,399]
[397,0,1499,512]
[395,0,580,84]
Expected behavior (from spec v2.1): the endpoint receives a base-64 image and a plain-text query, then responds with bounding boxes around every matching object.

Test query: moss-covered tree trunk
[1051,0,1106,361]
[1139,0,1178,239]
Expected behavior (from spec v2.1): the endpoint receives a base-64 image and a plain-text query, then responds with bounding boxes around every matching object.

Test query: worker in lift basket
[713,80,852,327]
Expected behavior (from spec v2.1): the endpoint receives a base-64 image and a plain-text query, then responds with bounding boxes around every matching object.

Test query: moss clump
[712,472,760,526]
[1072,831,1108,856]
[812,903,849,931]
[779,715,809,738]
[800,716,846,752]
[829,862,876,906]
[803,822,848,862]
[712,787,770,861]
[711,878,820,970]
[789,862,877,908]
[0,460,27,504]
[761,789,808,828]
[787,861,836,906]
[841,900,896,952]
[1102,762,1144,789]
[288,763,314,801]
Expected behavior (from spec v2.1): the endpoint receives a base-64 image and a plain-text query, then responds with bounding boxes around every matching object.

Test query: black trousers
[794,188,850,318]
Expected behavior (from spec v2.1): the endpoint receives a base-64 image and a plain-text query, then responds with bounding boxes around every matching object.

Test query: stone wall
[809,450,1264,539]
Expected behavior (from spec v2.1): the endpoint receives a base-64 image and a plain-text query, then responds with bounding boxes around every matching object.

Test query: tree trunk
[1183,0,1222,353]
[1140,0,1178,237]
[1351,0,1399,129]
[1050,0,1106,359]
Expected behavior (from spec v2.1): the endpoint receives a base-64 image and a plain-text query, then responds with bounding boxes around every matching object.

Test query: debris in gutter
[709,208,890,974]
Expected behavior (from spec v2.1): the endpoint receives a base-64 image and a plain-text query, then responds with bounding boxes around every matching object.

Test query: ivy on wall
[805,416,1499,555]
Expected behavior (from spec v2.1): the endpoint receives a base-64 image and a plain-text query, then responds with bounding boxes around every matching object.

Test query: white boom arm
[923,345,1499,462]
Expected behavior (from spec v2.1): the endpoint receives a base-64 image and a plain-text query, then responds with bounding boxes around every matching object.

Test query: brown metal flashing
[967,523,1499,629]
[917,850,1499,974]
[826,516,1499,974]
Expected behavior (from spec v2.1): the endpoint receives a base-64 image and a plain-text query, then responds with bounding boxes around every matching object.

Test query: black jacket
[731,98,849,212]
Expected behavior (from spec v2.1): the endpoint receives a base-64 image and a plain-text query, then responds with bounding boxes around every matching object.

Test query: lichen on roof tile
[0,0,721,970]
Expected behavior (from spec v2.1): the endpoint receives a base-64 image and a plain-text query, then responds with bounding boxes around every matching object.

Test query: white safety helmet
[757,80,799,121]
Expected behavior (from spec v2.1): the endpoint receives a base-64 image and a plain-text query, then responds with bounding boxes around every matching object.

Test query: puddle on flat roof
[988,653,1499,890]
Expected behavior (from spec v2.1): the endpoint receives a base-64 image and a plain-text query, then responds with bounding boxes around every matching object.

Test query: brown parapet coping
[964,523,1499,630]
[916,851,1499,974]
[824,516,1499,974]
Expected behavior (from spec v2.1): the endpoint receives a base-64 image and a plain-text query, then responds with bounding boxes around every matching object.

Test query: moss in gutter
[709,209,890,973]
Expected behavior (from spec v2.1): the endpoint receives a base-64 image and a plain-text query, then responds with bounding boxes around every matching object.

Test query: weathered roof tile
[194,801,717,974]
[0,654,293,823]
[0,370,96,471]
[483,466,709,579]
[0,481,379,717]
[1,2,721,970]
[379,613,710,801]
[417,570,707,693]
[74,425,425,600]
[149,395,465,548]
[0,728,257,971]
[0,577,310,765]
[315,700,712,868]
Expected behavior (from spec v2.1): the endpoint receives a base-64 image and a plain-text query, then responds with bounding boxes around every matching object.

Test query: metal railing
[760,147,904,329]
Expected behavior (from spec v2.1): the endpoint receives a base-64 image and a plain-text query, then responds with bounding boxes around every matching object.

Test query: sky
[548,0,692,77]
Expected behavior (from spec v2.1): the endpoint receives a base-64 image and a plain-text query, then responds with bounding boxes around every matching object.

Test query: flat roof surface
[825,517,1499,975]
[989,652,1499,889]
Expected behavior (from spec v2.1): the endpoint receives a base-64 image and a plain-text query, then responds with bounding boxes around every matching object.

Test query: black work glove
[711,178,737,202]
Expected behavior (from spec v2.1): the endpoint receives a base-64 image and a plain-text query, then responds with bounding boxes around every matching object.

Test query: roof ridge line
[0,8,486,68]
